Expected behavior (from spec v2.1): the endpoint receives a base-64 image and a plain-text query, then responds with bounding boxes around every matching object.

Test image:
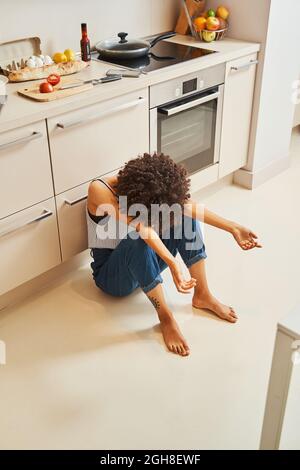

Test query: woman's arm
[184,201,234,232]
[184,200,262,250]
[133,223,196,293]
[88,181,196,293]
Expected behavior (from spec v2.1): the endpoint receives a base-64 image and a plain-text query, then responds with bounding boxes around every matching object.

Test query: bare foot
[160,317,190,356]
[192,292,238,323]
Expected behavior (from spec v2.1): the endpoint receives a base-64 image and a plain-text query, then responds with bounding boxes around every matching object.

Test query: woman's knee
[121,234,154,259]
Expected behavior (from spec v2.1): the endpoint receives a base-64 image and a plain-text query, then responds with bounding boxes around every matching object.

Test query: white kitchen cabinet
[0,120,53,220]
[56,182,89,261]
[56,169,119,262]
[219,53,257,178]
[0,198,61,295]
[47,89,149,194]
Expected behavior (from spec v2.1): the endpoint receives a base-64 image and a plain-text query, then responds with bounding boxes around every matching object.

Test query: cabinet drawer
[0,120,53,219]
[0,199,61,295]
[47,89,149,194]
[56,169,119,261]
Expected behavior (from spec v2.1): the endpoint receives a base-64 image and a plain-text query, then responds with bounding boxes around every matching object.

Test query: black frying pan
[95,31,176,60]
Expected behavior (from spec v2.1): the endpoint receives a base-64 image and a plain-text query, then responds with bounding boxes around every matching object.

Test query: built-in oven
[150,63,225,176]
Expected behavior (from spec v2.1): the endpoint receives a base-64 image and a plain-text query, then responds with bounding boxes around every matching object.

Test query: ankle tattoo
[149,296,161,311]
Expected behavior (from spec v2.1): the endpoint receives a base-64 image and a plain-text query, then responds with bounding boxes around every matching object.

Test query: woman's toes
[178,345,188,356]
[183,342,190,355]
[229,314,238,323]
[170,344,180,355]
[168,342,190,356]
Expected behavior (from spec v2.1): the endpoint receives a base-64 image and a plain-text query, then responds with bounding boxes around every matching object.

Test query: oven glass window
[157,99,217,175]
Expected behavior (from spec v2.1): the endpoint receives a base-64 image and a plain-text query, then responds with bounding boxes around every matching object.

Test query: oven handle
[157,91,220,117]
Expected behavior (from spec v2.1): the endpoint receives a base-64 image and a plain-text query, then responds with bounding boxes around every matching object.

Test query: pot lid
[97,32,149,53]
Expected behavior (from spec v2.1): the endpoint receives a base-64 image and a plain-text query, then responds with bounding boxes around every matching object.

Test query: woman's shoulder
[88,178,118,213]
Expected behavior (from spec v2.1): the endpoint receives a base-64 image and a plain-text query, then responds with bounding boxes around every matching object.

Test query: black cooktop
[92,40,217,73]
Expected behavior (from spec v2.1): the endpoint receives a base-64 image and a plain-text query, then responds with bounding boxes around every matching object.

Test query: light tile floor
[0,129,299,450]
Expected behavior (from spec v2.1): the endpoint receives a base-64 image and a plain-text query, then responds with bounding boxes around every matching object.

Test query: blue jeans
[90,217,207,297]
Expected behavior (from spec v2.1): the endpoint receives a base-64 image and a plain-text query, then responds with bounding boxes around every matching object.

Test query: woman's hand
[169,260,197,294]
[231,224,262,251]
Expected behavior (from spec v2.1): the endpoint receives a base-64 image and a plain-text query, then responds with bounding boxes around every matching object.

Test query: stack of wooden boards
[175,0,206,35]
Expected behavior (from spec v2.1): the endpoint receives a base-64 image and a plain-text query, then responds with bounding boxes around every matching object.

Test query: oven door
[150,85,224,175]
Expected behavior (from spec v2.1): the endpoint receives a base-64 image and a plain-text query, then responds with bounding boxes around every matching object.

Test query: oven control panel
[150,63,225,109]
[182,78,197,95]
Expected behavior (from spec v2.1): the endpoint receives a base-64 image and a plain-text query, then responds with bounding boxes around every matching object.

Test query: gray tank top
[86,178,133,250]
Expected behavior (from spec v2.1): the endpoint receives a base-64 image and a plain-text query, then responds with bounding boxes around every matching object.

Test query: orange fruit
[193,16,207,31]
[53,52,67,63]
[216,5,229,20]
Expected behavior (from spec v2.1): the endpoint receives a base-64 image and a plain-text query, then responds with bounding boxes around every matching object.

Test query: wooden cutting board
[17,77,93,102]
[175,0,206,35]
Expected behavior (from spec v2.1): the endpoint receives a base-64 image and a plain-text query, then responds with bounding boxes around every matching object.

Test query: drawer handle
[231,59,258,72]
[56,97,146,129]
[64,195,87,206]
[0,131,43,151]
[0,209,53,238]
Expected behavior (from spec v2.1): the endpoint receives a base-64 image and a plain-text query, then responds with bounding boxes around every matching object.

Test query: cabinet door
[56,169,119,261]
[0,199,61,295]
[56,182,89,261]
[47,89,149,194]
[0,120,53,219]
[219,54,257,178]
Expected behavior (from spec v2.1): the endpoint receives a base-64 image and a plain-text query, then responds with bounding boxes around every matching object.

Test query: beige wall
[0,0,180,54]
[208,0,300,174]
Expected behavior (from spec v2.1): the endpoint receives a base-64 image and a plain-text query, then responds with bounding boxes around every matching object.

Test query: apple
[207,9,216,17]
[217,17,228,30]
[206,17,220,31]
[202,31,216,42]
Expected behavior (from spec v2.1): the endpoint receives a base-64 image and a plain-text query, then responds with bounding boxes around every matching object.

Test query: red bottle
[81,23,91,62]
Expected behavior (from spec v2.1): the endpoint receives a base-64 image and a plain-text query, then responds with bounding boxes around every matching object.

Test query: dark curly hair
[116,153,190,226]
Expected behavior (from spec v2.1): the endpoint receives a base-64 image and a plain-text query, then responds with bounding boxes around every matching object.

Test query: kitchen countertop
[0,35,260,134]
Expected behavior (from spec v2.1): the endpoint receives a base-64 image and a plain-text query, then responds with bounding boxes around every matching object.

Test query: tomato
[39,82,54,93]
[47,73,60,86]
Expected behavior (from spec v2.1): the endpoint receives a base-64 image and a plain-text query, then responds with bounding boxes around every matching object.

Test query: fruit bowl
[195,27,228,42]
[191,5,230,43]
